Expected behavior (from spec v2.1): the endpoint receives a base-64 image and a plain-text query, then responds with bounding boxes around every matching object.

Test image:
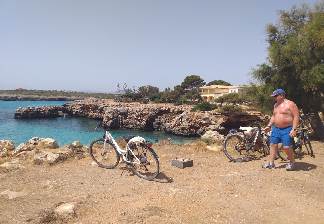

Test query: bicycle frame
[293,128,309,149]
[236,126,265,151]
[103,130,142,165]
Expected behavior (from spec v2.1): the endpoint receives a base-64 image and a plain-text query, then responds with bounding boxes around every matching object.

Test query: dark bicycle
[223,124,270,162]
[278,114,314,160]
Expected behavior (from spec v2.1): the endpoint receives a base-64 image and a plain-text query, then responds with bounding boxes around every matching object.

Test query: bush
[191,102,217,111]
[219,105,242,113]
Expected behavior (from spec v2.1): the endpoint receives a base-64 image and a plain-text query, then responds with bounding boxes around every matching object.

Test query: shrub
[219,105,242,113]
[191,102,217,111]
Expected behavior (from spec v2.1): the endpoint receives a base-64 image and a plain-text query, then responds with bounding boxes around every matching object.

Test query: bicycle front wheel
[89,139,120,169]
[303,136,314,157]
[223,134,248,162]
[130,144,159,181]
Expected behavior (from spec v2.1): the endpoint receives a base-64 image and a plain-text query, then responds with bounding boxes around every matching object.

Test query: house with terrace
[199,85,245,102]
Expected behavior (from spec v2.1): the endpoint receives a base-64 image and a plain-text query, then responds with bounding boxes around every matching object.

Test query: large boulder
[37,138,59,149]
[33,151,70,165]
[14,137,59,155]
[64,141,88,159]
[201,130,224,145]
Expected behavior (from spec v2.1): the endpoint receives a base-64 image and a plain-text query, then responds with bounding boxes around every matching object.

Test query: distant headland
[0,89,116,101]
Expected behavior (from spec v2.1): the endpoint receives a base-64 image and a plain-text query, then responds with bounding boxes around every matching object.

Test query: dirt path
[1,141,324,224]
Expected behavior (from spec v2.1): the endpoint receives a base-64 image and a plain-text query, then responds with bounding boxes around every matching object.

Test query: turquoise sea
[0,101,197,146]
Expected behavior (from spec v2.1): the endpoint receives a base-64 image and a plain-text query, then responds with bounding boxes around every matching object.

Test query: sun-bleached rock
[46,152,61,165]
[37,138,59,149]
[0,140,15,157]
[33,151,68,165]
[54,202,77,218]
[15,100,266,137]
[0,189,28,199]
[33,152,48,165]
[0,159,24,172]
[14,137,59,155]
[201,130,224,145]
[71,141,82,148]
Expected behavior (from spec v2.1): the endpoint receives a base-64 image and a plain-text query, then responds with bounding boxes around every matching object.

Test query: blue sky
[0,0,319,92]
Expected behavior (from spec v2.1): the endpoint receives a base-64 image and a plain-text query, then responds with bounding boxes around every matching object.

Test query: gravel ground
[1,141,324,224]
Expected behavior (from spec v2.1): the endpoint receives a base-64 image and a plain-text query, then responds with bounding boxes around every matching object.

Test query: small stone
[0,189,28,199]
[54,202,77,217]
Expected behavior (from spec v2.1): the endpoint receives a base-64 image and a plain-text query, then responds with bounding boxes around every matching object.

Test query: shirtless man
[263,89,299,171]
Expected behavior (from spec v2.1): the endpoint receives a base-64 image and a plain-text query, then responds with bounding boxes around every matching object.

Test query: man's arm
[290,102,300,130]
[289,101,299,137]
[267,115,275,128]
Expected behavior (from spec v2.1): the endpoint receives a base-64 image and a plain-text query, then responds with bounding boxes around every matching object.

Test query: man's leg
[282,128,295,171]
[283,147,295,163]
[269,144,279,165]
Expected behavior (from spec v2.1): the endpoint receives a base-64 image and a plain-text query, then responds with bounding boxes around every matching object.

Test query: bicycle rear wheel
[89,139,120,169]
[278,148,289,161]
[129,144,159,181]
[223,134,248,162]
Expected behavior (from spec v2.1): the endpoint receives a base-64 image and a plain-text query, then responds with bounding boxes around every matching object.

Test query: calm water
[0,101,197,146]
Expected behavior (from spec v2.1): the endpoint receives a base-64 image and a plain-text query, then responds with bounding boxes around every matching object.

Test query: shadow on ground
[153,172,173,183]
[277,161,317,171]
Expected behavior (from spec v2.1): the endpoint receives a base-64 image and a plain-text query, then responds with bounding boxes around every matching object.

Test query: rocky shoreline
[14,99,266,136]
[0,95,79,101]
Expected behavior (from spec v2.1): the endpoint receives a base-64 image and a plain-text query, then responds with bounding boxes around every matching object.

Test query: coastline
[0,95,79,101]
[13,98,266,137]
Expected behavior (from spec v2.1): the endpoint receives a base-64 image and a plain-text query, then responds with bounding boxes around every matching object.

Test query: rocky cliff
[14,99,266,136]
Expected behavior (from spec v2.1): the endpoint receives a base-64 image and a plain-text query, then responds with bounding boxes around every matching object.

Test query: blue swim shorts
[270,126,293,147]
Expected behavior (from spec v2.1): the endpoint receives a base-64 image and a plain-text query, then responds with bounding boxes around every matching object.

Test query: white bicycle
[89,127,160,181]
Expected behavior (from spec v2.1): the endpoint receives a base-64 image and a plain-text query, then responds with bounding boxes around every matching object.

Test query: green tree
[181,75,206,90]
[214,93,243,106]
[138,85,160,100]
[252,2,324,139]
[207,80,232,86]
[180,75,205,103]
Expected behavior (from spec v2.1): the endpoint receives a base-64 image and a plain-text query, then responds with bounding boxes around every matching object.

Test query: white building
[199,85,245,102]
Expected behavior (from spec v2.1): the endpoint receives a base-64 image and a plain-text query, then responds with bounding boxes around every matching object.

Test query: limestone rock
[0,159,24,172]
[0,189,28,199]
[33,152,48,165]
[14,143,35,154]
[201,130,224,145]
[15,100,266,137]
[14,137,59,155]
[54,202,77,218]
[38,138,59,149]
[46,152,61,165]
[33,151,66,165]
[71,141,82,148]
[0,140,15,157]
